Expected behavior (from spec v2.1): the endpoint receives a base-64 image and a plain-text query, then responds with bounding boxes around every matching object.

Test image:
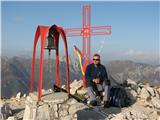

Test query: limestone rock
[130,89,137,102]
[77,88,87,95]
[69,103,86,114]
[70,80,83,95]
[70,88,77,95]
[109,113,124,120]
[59,115,73,120]
[28,93,38,103]
[127,78,135,84]
[67,98,78,105]
[23,94,38,120]
[151,97,160,109]
[70,80,83,90]
[16,92,21,101]
[146,86,155,97]
[54,112,58,118]
[36,104,50,120]
[42,92,68,104]
[61,104,69,110]
[140,88,150,100]
[149,111,159,120]
[157,88,160,95]
[53,104,58,111]
[23,94,26,98]
[137,86,142,95]
[126,79,138,91]
[144,100,153,108]
[23,103,37,120]
[59,109,68,117]
[109,109,149,120]
[7,116,18,120]
[61,85,66,89]
[155,90,160,99]
[59,104,69,117]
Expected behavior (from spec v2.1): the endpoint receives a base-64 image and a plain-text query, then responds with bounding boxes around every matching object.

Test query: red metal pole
[30,27,40,93]
[58,27,70,95]
[55,38,60,87]
[38,28,48,100]
[82,5,85,56]
[87,5,91,62]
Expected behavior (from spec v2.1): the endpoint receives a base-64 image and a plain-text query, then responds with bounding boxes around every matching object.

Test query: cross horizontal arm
[64,26,112,37]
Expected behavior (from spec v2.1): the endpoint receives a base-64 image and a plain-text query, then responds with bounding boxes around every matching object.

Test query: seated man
[85,54,110,108]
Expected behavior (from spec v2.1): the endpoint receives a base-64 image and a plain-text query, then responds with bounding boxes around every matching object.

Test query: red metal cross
[64,5,112,87]
[65,5,111,59]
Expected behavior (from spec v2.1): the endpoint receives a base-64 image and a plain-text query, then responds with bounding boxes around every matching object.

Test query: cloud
[124,49,144,56]
[123,49,159,65]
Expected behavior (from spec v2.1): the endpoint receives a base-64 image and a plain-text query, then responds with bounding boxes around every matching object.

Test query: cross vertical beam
[82,5,91,61]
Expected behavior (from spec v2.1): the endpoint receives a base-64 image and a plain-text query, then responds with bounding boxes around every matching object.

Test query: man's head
[92,54,100,65]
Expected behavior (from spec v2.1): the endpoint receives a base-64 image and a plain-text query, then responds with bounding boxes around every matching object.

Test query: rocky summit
[1,79,160,120]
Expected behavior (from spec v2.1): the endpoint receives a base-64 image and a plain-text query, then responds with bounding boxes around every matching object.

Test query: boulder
[70,87,77,95]
[109,109,149,120]
[140,88,150,100]
[70,80,83,90]
[149,111,159,120]
[35,104,51,120]
[59,109,68,117]
[137,87,142,95]
[146,86,155,97]
[77,88,87,95]
[109,113,124,120]
[23,94,26,98]
[53,104,58,111]
[16,92,21,101]
[129,89,137,103]
[155,89,160,99]
[144,100,153,108]
[157,88,160,95]
[7,116,18,120]
[61,85,66,89]
[66,98,78,105]
[23,94,38,120]
[23,103,37,120]
[151,97,160,109]
[59,115,73,120]
[68,103,86,115]
[126,79,138,91]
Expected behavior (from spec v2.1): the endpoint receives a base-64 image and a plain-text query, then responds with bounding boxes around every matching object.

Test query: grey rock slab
[42,92,68,104]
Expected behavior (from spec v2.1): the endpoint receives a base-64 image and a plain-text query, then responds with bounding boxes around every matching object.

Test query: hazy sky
[1,1,159,64]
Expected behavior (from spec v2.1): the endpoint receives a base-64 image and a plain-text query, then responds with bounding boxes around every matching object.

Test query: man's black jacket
[85,63,110,87]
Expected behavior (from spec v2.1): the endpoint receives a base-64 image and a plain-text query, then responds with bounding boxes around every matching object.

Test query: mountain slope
[107,60,160,86]
[1,56,81,98]
[1,57,159,98]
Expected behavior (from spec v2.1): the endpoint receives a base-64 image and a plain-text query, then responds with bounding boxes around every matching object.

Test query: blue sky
[1,1,159,64]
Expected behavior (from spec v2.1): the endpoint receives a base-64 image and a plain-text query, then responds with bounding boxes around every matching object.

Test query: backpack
[109,86,131,107]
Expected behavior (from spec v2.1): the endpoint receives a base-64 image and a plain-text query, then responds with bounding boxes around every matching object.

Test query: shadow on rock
[76,106,121,120]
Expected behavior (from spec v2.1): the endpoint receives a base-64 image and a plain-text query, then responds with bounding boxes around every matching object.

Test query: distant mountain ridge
[1,56,81,98]
[107,60,160,86]
[1,56,160,98]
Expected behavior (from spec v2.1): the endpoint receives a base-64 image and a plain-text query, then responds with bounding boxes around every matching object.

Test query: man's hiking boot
[90,100,97,106]
[103,101,110,108]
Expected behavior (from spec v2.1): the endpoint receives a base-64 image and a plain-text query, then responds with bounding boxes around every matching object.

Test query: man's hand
[92,78,100,84]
